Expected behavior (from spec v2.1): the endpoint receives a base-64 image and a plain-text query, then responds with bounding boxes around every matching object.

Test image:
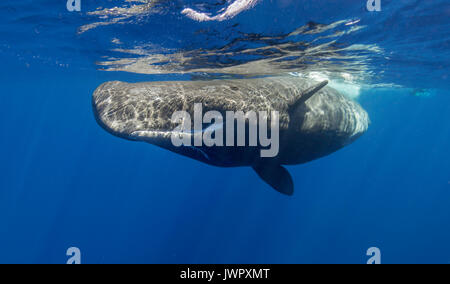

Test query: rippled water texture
[1,0,449,92]
[1,0,450,264]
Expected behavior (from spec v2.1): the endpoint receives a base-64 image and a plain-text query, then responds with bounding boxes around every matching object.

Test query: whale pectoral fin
[288,80,329,110]
[252,164,294,196]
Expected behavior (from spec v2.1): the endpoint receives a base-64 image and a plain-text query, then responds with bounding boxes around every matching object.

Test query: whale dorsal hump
[288,80,329,111]
[253,164,294,196]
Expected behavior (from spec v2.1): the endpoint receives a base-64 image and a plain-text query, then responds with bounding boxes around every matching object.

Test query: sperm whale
[92,77,369,195]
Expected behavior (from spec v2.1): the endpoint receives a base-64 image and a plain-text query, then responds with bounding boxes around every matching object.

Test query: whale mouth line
[130,130,172,138]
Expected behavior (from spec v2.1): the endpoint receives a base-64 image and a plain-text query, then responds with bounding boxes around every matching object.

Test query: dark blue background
[0,0,449,263]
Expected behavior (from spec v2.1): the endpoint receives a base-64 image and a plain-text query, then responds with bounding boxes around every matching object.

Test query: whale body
[92,77,369,195]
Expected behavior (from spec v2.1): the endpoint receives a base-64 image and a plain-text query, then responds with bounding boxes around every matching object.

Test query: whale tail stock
[253,164,294,196]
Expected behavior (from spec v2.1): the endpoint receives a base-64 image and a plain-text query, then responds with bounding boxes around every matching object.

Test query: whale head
[92,81,179,143]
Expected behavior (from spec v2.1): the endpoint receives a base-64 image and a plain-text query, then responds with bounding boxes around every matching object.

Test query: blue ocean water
[0,0,449,264]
